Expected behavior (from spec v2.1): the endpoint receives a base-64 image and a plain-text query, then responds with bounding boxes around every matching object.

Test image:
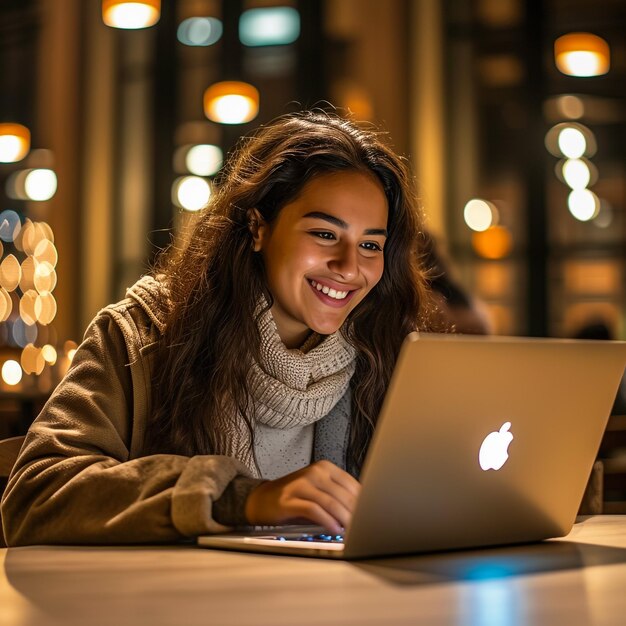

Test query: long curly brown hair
[145,111,436,473]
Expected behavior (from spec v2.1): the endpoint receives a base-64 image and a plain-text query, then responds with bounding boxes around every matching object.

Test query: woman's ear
[248,208,268,252]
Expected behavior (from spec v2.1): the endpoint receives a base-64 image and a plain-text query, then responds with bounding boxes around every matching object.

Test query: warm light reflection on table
[1,516,625,626]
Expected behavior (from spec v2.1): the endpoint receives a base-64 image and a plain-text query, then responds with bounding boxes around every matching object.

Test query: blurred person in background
[419,230,492,335]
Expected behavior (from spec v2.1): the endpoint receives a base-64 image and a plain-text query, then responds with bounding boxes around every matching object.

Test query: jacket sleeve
[1,310,259,546]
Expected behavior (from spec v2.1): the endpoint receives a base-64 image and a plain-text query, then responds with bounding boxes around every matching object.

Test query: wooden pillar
[35,0,82,341]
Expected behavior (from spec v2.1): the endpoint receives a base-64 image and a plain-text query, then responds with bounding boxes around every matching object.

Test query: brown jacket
[1,276,256,545]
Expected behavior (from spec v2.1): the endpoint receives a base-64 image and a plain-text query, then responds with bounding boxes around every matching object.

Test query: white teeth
[310,280,349,300]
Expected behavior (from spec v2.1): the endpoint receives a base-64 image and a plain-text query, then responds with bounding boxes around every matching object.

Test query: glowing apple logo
[479,422,513,471]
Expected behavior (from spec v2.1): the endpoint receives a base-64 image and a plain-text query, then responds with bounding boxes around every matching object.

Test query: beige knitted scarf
[225,304,357,473]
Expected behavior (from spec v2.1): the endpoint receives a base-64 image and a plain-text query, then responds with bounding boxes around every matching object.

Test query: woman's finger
[283,480,353,530]
[286,498,345,535]
[308,460,361,497]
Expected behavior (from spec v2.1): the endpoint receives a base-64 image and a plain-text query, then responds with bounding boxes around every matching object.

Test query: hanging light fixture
[102,0,161,30]
[0,123,30,163]
[554,33,610,77]
[203,81,260,125]
[239,7,301,47]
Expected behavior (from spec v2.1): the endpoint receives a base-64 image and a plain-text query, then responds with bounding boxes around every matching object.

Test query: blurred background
[0,1,624,397]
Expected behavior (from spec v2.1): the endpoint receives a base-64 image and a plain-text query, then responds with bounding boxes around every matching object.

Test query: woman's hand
[244,460,361,534]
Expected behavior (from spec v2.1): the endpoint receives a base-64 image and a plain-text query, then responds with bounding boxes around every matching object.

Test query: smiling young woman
[250,170,389,347]
[1,111,438,545]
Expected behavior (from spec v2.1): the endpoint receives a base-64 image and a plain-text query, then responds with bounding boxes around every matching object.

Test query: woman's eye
[361,241,383,252]
[311,231,335,240]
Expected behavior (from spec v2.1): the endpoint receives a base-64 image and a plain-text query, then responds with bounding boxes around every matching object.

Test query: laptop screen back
[344,333,626,558]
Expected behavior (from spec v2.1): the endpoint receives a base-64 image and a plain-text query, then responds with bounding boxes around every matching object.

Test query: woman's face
[252,170,389,348]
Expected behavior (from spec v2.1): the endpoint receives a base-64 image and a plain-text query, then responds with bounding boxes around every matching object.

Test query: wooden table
[1,516,626,626]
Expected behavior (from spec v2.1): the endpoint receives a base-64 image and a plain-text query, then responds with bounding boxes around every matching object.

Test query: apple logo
[479,422,513,471]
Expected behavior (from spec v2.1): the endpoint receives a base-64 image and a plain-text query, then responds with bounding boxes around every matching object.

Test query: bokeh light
[471,226,513,259]
[203,81,260,125]
[24,169,58,201]
[35,292,57,325]
[568,188,600,221]
[0,210,22,243]
[211,95,253,124]
[0,287,12,322]
[33,239,59,268]
[172,176,211,212]
[2,359,22,385]
[0,254,22,291]
[185,144,223,177]
[239,7,300,47]
[21,343,45,375]
[20,289,39,325]
[38,221,54,243]
[558,127,586,159]
[41,344,58,365]
[34,262,57,293]
[177,17,222,46]
[562,159,591,190]
[558,51,606,77]
[555,94,584,119]
[13,319,37,346]
[545,122,595,159]
[64,340,78,353]
[19,256,37,292]
[463,199,497,232]
[554,33,610,77]
[102,0,160,29]
[0,123,30,163]
[20,221,52,256]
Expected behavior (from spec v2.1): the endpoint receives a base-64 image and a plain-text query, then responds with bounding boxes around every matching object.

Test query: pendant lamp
[203,81,260,125]
[0,123,30,163]
[554,33,610,77]
[102,0,160,29]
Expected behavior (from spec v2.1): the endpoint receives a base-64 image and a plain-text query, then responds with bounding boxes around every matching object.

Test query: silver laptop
[198,333,626,559]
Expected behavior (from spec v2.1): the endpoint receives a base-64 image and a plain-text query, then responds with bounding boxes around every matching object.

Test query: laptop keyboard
[273,533,344,543]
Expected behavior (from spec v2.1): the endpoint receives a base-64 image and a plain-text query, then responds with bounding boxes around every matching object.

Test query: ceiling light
[0,123,30,163]
[102,0,160,29]
[203,81,259,125]
[177,17,223,46]
[554,33,610,77]
[239,7,300,47]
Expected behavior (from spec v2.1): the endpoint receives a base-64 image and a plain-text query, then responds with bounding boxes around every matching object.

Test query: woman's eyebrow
[302,211,388,237]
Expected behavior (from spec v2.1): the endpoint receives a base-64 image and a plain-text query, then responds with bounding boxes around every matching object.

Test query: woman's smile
[307,278,358,307]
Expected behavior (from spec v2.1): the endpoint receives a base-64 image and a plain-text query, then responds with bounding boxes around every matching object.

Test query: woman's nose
[328,244,358,281]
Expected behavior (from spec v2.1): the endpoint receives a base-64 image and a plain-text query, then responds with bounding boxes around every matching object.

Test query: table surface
[2,515,626,626]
